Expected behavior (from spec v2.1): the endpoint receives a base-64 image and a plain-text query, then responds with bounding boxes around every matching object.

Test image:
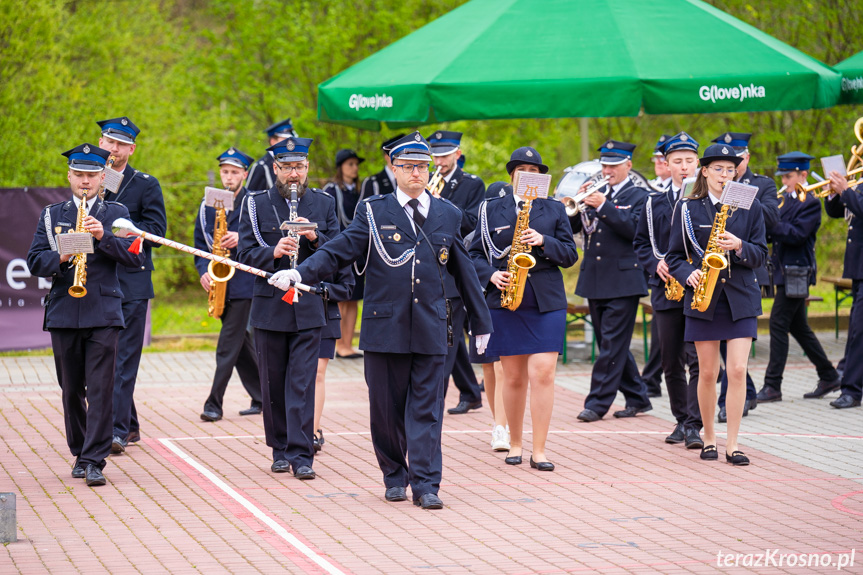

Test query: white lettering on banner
[7,258,31,290]
[348,93,393,111]
[842,77,863,92]
[698,83,767,104]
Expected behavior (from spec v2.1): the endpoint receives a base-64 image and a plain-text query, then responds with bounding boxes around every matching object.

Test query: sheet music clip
[205,187,235,211]
[280,221,318,232]
[720,181,758,210]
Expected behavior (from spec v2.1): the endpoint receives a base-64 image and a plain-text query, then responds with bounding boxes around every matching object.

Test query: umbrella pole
[580,117,590,162]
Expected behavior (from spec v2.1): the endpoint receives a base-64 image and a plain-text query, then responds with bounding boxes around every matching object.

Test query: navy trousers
[839,280,863,400]
[204,299,262,415]
[642,316,663,395]
[364,351,446,499]
[112,299,148,438]
[255,327,321,467]
[584,296,651,416]
[654,308,701,428]
[442,299,481,404]
[52,327,119,468]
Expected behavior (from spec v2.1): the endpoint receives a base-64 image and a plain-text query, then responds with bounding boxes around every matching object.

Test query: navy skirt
[485,280,565,357]
[319,338,336,359]
[684,291,757,342]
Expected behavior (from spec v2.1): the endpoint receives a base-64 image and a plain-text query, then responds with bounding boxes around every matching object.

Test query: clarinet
[289,183,299,269]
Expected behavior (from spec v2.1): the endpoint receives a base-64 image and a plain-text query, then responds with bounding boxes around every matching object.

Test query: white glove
[475,333,491,355]
[268,269,302,292]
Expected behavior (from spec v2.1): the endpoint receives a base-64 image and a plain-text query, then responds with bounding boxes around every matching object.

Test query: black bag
[783,265,810,299]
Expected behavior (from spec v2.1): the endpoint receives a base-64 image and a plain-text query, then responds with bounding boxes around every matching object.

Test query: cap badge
[660,136,667,142]
[83,145,90,154]
[681,134,688,142]
[526,150,533,158]
[414,134,421,142]
[228,148,235,155]
[436,132,442,139]
[724,134,732,143]
[286,140,296,151]
[121,118,128,126]
[607,142,614,149]
[722,147,729,154]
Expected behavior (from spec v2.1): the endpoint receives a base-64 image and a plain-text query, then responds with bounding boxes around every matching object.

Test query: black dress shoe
[385,486,407,502]
[830,394,862,409]
[312,435,321,453]
[479,380,485,392]
[413,493,443,509]
[271,460,291,473]
[717,406,727,423]
[577,409,600,422]
[613,405,653,418]
[200,410,222,422]
[665,424,685,444]
[504,452,523,465]
[725,450,750,466]
[646,390,663,398]
[85,464,106,486]
[748,398,758,411]
[700,445,718,461]
[529,457,555,471]
[317,429,325,446]
[756,386,782,403]
[684,427,704,450]
[294,465,316,480]
[239,405,262,416]
[126,430,140,444]
[447,400,482,415]
[111,435,127,454]
[804,379,841,399]
[742,401,749,417]
[336,352,363,359]
[71,459,86,479]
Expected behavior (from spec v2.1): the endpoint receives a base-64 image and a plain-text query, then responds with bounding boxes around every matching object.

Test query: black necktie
[408,198,425,228]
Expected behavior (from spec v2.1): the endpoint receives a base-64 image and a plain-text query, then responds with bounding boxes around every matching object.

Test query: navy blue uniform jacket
[194,188,255,300]
[825,184,863,280]
[771,191,820,286]
[635,189,684,311]
[470,195,578,311]
[246,153,275,192]
[441,167,486,238]
[571,178,649,299]
[27,198,145,329]
[102,164,167,302]
[297,192,493,356]
[359,168,395,202]
[238,187,340,332]
[666,196,768,321]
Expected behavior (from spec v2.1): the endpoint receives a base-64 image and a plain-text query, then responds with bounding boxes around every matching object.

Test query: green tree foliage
[0,0,860,291]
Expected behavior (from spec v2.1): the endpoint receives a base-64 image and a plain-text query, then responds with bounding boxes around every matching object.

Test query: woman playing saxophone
[666,143,767,466]
[469,147,578,471]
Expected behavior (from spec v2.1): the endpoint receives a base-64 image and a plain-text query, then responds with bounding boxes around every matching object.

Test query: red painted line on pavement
[831,490,863,517]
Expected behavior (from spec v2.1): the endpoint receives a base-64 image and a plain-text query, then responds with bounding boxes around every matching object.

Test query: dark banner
[0,188,69,350]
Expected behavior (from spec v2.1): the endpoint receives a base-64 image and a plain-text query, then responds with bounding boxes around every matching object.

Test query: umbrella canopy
[836,51,863,105]
[318,0,841,130]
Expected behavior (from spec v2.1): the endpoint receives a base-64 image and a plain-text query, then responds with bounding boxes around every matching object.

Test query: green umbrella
[318,0,841,130]
[836,51,863,105]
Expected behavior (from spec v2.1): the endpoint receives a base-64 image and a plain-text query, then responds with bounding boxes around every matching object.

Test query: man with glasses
[269,132,492,509]
[238,136,340,480]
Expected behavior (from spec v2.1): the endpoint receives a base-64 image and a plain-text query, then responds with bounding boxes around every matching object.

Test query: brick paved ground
[1,332,861,574]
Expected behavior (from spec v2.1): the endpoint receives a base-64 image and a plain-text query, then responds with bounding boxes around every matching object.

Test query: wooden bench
[820,276,853,338]
[563,302,593,364]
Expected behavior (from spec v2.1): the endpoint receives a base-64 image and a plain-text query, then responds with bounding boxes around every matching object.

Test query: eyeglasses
[709,166,737,175]
[393,163,430,174]
[277,164,307,173]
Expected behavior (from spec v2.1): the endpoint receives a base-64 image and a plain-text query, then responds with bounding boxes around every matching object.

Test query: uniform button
[416,260,420,264]
[849,239,852,243]
[417,242,421,246]
[415,279,420,284]
[721,278,726,283]
[527,273,531,277]
[633,264,638,268]
[850,226,854,230]
[141,266,145,270]
[596,242,601,247]
[596,256,601,261]
[373,311,377,316]
[414,298,419,303]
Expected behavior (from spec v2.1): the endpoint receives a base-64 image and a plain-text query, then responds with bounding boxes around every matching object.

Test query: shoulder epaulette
[248,189,267,196]
[364,194,386,202]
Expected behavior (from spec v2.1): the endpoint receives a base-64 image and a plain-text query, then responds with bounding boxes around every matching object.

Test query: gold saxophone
[68,188,89,298]
[501,198,537,310]
[207,200,235,318]
[691,204,730,312]
[665,276,684,301]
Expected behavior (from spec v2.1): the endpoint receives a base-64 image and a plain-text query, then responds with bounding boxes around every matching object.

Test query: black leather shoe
[748,398,758,411]
[504,452,523,465]
[529,456,555,471]
[126,430,140,444]
[317,429,325,446]
[294,465,316,480]
[312,435,321,453]
[756,386,782,403]
[613,405,653,418]
[385,487,407,502]
[646,390,663,398]
[71,459,86,479]
[200,410,222,422]
[804,379,841,399]
[271,460,291,473]
[700,445,718,461]
[239,405,262,416]
[111,435,127,454]
[830,394,862,409]
[665,424,685,444]
[447,400,482,415]
[725,450,750,466]
[85,464,106,486]
[413,493,443,509]
[577,409,601,422]
[717,406,727,423]
[684,427,704,450]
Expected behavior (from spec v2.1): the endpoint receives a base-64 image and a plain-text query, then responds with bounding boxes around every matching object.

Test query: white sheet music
[681,177,696,198]
[56,232,94,256]
[719,181,758,210]
[205,187,235,211]
[103,168,124,193]
[821,155,847,178]
[513,172,552,200]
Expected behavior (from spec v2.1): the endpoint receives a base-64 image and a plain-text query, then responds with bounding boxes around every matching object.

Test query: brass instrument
[206,199,235,318]
[426,166,445,197]
[794,166,863,199]
[691,204,732,312]
[68,188,90,298]
[665,276,684,301]
[501,197,537,310]
[776,185,788,209]
[558,174,610,216]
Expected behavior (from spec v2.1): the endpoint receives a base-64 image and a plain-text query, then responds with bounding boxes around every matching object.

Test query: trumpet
[794,166,863,199]
[558,174,610,216]
[776,185,788,209]
[427,166,444,197]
